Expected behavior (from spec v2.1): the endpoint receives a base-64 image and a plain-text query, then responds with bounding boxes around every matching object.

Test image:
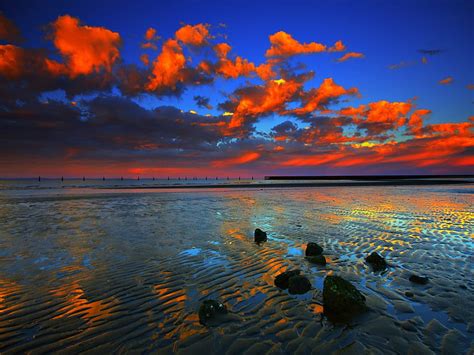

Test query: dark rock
[365,252,387,271]
[305,242,323,256]
[288,275,312,294]
[306,255,326,265]
[254,228,267,243]
[274,270,301,289]
[323,275,366,321]
[198,300,227,325]
[405,291,414,298]
[409,275,429,285]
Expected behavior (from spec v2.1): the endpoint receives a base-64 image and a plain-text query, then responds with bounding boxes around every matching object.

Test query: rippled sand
[0,185,473,354]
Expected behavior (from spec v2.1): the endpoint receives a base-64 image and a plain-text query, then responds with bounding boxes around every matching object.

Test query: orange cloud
[339,100,414,136]
[47,15,121,78]
[144,27,158,41]
[146,39,186,91]
[175,23,210,46]
[408,109,431,136]
[46,16,120,77]
[214,42,231,58]
[439,76,453,85]
[141,42,158,50]
[337,52,364,62]
[467,84,474,90]
[212,152,261,168]
[140,53,150,66]
[282,152,346,166]
[328,40,346,52]
[227,79,303,132]
[256,62,277,81]
[216,56,256,79]
[0,12,22,43]
[265,31,327,57]
[291,78,359,115]
[210,43,257,79]
[0,44,24,78]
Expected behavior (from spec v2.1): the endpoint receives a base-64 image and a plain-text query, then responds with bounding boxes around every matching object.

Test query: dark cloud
[193,95,212,109]
[417,49,443,56]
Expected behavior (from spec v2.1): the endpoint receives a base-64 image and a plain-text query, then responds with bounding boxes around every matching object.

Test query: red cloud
[0,44,25,78]
[47,15,121,78]
[291,78,359,115]
[337,52,364,62]
[225,79,303,134]
[175,23,210,46]
[265,31,327,57]
[0,12,22,43]
[439,76,453,85]
[144,27,158,41]
[212,152,261,168]
[146,39,186,91]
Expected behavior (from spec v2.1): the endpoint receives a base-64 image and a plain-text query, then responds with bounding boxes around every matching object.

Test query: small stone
[323,275,366,321]
[288,275,312,294]
[275,270,300,289]
[254,228,267,243]
[198,300,227,325]
[365,252,387,271]
[305,242,323,256]
[409,275,429,285]
[306,255,326,265]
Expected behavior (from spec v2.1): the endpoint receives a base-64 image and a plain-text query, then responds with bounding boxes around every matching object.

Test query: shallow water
[0,184,473,354]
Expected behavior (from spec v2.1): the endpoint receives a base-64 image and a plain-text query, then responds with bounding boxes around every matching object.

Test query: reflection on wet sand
[0,184,472,353]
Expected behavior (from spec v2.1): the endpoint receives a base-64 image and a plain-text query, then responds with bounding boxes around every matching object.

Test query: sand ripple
[0,185,473,353]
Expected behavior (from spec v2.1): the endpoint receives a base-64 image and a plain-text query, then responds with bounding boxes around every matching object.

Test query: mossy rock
[365,252,387,271]
[409,274,429,285]
[305,242,323,256]
[274,270,300,289]
[254,228,268,243]
[306,255,326,265]
[198,300,227,325]
[323,275,366,321]
[288,275,312,294]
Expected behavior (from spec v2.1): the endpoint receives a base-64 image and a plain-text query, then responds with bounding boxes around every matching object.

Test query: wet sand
[0,184,473,353]
[104,178,473,190]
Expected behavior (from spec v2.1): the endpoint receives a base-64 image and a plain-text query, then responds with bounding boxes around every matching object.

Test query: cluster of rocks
[198,229,430,326]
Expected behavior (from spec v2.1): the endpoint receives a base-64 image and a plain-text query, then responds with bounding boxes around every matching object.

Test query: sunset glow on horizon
[1,0,473,178]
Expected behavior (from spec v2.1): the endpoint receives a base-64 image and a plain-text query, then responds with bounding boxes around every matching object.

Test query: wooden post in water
[103,176,105,181]
[61,176,64,182]
[83,176,85,181]
[137,176,140,180]
[38,176,41,182]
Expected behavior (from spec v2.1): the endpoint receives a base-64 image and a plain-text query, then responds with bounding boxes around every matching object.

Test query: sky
[0,0,473,178]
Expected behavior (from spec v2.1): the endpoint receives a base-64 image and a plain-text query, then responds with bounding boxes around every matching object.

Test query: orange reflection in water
[50,281,116,324]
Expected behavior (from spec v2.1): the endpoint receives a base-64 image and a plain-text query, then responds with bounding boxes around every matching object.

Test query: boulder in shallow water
[306,254,327,265]
[198,300,227,325]
[254,228,268,243]
[323,275,366,321]
[288,275,312,294]
[305,242,323,256]
[409,274,429,285]
[365,252,387,271]
[274,270,301,289]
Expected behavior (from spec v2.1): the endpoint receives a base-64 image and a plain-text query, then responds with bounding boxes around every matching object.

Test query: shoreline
[101,179,473,190]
